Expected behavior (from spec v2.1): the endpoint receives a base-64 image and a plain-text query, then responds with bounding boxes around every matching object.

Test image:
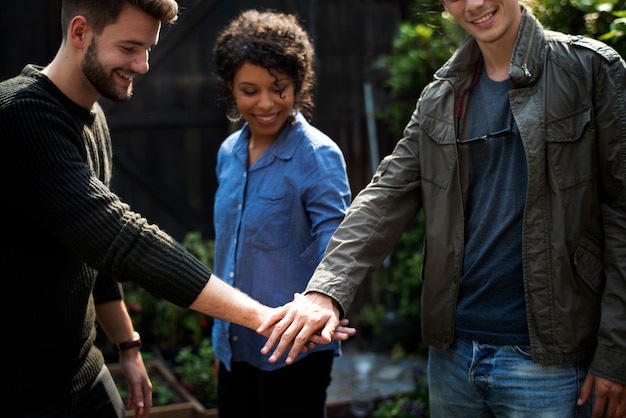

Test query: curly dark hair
[212,9,316,121]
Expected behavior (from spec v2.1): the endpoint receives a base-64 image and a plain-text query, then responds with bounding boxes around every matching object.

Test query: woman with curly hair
[210,9,352,418]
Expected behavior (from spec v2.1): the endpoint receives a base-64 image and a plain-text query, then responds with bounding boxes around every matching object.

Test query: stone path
[326,342,425,417]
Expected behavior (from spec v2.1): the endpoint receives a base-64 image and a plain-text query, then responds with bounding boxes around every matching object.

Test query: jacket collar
[435,6,546,90]
[509,6,546,88]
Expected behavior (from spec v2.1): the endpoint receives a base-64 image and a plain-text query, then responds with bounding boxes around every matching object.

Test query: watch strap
[117,331,142,352]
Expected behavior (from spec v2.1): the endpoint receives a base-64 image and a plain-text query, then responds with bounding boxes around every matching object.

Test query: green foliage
[153,382,178,405]
[373,3,465,135]
[373,362,429,418]
[532,0,625,55]
[182,231,215,267]
[123,231,215,348]
[175,337,217,407]
[387,212,425,323]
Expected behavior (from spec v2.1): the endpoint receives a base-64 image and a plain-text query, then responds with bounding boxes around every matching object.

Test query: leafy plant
[373,362,429,418]
[153,382,179,406]
[175,337,217,408]
[122,231,214,348]
[533,0,625,54]
[373,2,465,135]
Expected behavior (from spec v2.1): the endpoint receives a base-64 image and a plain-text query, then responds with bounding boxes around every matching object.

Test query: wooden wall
[1,0,410,240]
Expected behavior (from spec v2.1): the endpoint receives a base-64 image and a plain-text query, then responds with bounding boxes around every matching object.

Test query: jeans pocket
[511,344,532,358]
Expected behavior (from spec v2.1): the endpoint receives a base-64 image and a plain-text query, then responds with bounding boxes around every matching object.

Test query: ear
[68,16,91,49]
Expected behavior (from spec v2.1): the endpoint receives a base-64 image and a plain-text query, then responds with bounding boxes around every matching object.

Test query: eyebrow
[117,39,155,48]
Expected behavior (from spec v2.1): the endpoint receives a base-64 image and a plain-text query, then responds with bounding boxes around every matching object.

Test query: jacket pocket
[418,113,456,191]
[573,233,605,295]
[545,107,597,190]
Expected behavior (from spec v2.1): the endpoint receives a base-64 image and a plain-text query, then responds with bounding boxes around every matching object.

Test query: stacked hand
[257,292,356,364]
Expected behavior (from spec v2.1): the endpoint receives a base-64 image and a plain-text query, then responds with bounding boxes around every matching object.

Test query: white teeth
[257,115,275,121]
[116,71,133,81]
[474,12,493,24]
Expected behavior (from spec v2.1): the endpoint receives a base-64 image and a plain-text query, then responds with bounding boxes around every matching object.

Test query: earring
[226,111,242,123]
[289,109,297,126]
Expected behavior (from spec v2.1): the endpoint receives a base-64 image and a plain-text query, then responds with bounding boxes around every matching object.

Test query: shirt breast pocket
[246,193,293,250]
[545,107,597,191]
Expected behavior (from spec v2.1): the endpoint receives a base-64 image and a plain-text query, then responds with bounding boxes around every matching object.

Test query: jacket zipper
[521,24,535,78]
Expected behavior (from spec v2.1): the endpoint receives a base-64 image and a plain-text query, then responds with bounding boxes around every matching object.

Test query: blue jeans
[428,338,593,418]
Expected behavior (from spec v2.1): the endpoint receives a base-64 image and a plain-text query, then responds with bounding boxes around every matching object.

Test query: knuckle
[282,328,294,340]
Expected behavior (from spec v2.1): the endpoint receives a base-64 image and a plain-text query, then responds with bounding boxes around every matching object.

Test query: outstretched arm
[189,278,355,361]
[189,274,276,332]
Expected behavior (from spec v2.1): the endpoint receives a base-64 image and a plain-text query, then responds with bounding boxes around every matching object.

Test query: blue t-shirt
[455,69,530,345]
[212,112,351,371]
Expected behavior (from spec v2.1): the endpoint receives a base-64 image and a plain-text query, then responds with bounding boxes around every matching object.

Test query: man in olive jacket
[261,1,626,417]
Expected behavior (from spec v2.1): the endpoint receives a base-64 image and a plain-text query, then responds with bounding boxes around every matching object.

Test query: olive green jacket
[306,8,626,385]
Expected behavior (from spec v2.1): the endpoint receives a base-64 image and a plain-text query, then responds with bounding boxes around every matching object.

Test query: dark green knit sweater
[0,65,212,411]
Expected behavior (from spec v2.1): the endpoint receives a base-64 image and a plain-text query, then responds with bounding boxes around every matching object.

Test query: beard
[81,38,134,102]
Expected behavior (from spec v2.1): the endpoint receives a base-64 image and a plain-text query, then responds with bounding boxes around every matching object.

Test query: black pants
[23,365,125,418]
[217,350,334,418]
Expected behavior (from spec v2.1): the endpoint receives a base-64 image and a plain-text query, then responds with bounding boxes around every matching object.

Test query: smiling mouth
[255,113,278,122]
[473,11,495,24]
[115,70,134,82]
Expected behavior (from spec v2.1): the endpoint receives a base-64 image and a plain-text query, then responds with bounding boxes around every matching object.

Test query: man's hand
[305,318,356,351]
[119,350,152,418]
[257,292,356,364]
[578,372,625,418]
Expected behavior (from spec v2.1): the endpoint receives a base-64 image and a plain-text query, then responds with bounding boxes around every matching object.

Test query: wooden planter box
[108,359,217,418]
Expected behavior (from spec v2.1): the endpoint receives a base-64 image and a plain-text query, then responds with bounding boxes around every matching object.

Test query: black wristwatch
[117,331,142,352]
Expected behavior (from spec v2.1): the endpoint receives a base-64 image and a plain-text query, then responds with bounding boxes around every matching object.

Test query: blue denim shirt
[212,113,351,371]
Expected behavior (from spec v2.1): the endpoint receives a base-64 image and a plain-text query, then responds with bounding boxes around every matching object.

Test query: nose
[131,50,150,74]
[258,90,274,109]
[465,0,486,10]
